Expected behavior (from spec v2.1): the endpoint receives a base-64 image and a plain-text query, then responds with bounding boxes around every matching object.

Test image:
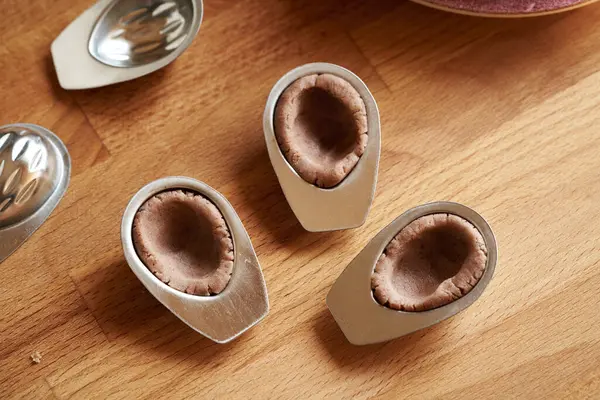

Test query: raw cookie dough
[274,73,368,188]
[372,213,487,312]
[132,190,234,296]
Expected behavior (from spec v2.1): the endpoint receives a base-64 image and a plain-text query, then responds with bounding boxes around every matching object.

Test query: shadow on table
[230,144,335,247]
[312,307,447,371]
[78,258,240,364]
[45,52,172,112]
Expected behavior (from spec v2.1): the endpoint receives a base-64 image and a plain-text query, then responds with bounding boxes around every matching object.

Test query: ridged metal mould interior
[0,124,70,263]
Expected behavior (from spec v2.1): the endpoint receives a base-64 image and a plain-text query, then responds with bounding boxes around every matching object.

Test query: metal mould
[327,202,497,345]
[0,124,71,263]
[52,0,203,89]
[263,63,381,232]
[121,176,269,343]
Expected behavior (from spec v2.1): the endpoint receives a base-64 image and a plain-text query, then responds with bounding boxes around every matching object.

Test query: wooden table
[2,0,600,398]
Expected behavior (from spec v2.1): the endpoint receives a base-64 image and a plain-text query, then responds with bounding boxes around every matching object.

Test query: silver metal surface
[89,0,195,67]
[121,177,269,343]
[327,202,497,345]
[0,124,71,263]
[51,0,203,89]
[263,63,381,232]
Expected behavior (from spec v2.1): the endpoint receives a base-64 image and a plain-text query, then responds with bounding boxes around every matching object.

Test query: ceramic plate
[410,0,599,17]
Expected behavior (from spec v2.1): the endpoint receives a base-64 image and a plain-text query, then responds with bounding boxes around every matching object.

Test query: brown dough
[372,213,487,312]
[274,73,368,188]
[132,190,234,296]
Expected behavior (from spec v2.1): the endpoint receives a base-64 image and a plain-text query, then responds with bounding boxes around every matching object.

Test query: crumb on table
[30,351,42,364]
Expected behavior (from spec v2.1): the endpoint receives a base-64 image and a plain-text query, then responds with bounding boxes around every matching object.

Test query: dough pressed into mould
[274,73,368,188]
[372,213,487,312]
[132,190,234,296]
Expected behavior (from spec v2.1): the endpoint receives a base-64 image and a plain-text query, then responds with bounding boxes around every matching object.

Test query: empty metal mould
[52,0,203,89]
[0,123,71,263]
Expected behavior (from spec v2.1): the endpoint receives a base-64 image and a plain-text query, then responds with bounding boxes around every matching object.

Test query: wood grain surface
[1,0,600,398]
